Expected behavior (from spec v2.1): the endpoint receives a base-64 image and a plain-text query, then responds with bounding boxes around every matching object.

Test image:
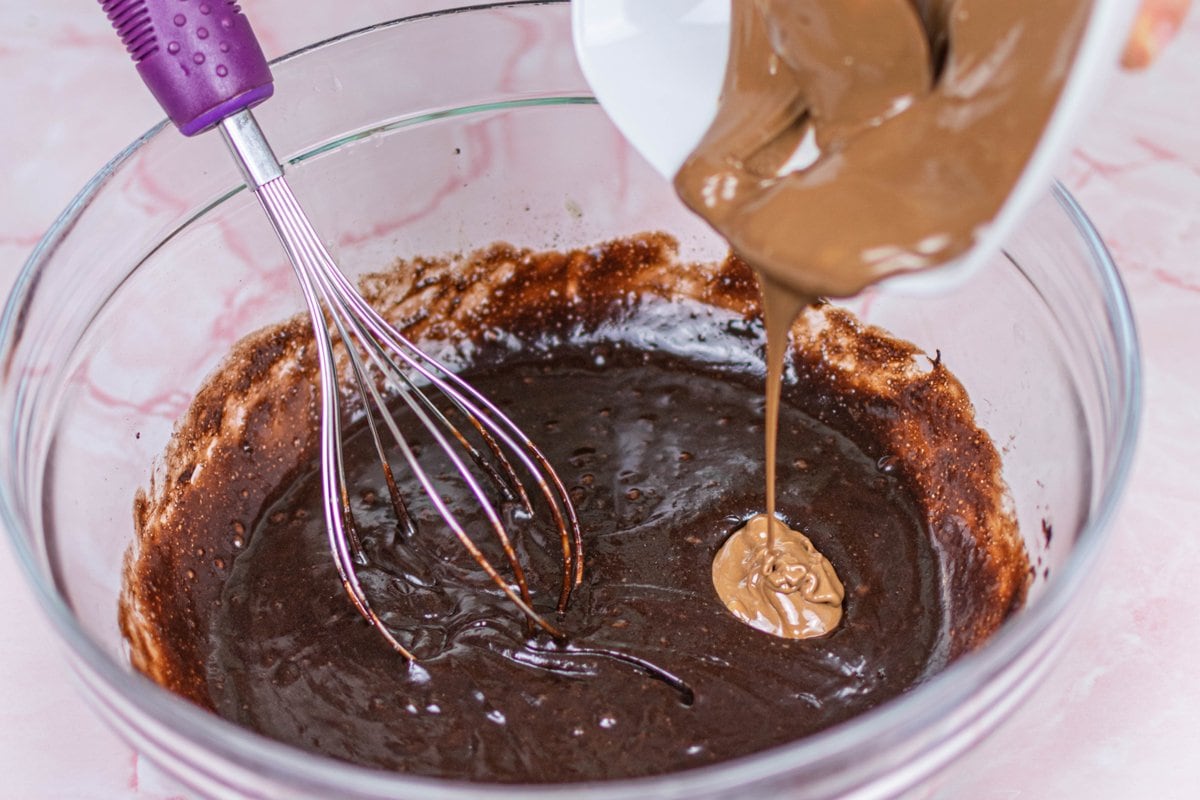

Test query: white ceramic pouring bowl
[572,0,1135,294]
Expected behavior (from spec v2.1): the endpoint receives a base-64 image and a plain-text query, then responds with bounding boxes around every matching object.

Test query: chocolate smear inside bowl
[120,233,1028,783]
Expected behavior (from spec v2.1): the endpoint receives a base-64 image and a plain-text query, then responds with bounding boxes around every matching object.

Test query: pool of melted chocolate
[121,235,1028,783]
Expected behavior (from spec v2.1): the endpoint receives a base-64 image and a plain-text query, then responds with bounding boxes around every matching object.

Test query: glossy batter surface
[204,349,939,780]
[121,237,1028,783]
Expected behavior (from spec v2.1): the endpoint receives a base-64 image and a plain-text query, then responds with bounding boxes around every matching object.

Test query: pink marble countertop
[2,2,1198,797]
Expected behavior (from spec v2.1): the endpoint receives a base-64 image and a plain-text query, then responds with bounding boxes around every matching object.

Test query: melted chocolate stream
[678,0,1090,636]
[761,277,809,549]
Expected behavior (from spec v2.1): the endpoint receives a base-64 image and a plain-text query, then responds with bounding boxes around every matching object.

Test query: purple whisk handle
[98,0,274,136]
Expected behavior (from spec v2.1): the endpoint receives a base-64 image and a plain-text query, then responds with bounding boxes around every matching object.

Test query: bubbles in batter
[711,513,844,640]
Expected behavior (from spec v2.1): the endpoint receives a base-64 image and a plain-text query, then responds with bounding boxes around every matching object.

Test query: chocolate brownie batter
[121,236,1029,783]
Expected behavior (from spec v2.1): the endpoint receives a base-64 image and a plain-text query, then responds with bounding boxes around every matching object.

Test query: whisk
[100,0,583,657]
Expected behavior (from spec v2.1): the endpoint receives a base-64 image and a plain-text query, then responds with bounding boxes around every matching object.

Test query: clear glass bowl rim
[0,2,1142,797]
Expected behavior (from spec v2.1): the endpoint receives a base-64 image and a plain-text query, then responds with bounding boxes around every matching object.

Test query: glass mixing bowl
[0,3,1139,798]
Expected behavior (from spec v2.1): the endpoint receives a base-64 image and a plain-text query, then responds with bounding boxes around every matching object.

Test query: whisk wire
[327,266,585,607]
[345,356,419,541]
[335,305,549,632]
[256,175,573,645]
[256,181,416,659]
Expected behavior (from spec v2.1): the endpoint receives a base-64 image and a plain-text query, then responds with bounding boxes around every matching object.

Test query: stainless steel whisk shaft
[218,110,583,658]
